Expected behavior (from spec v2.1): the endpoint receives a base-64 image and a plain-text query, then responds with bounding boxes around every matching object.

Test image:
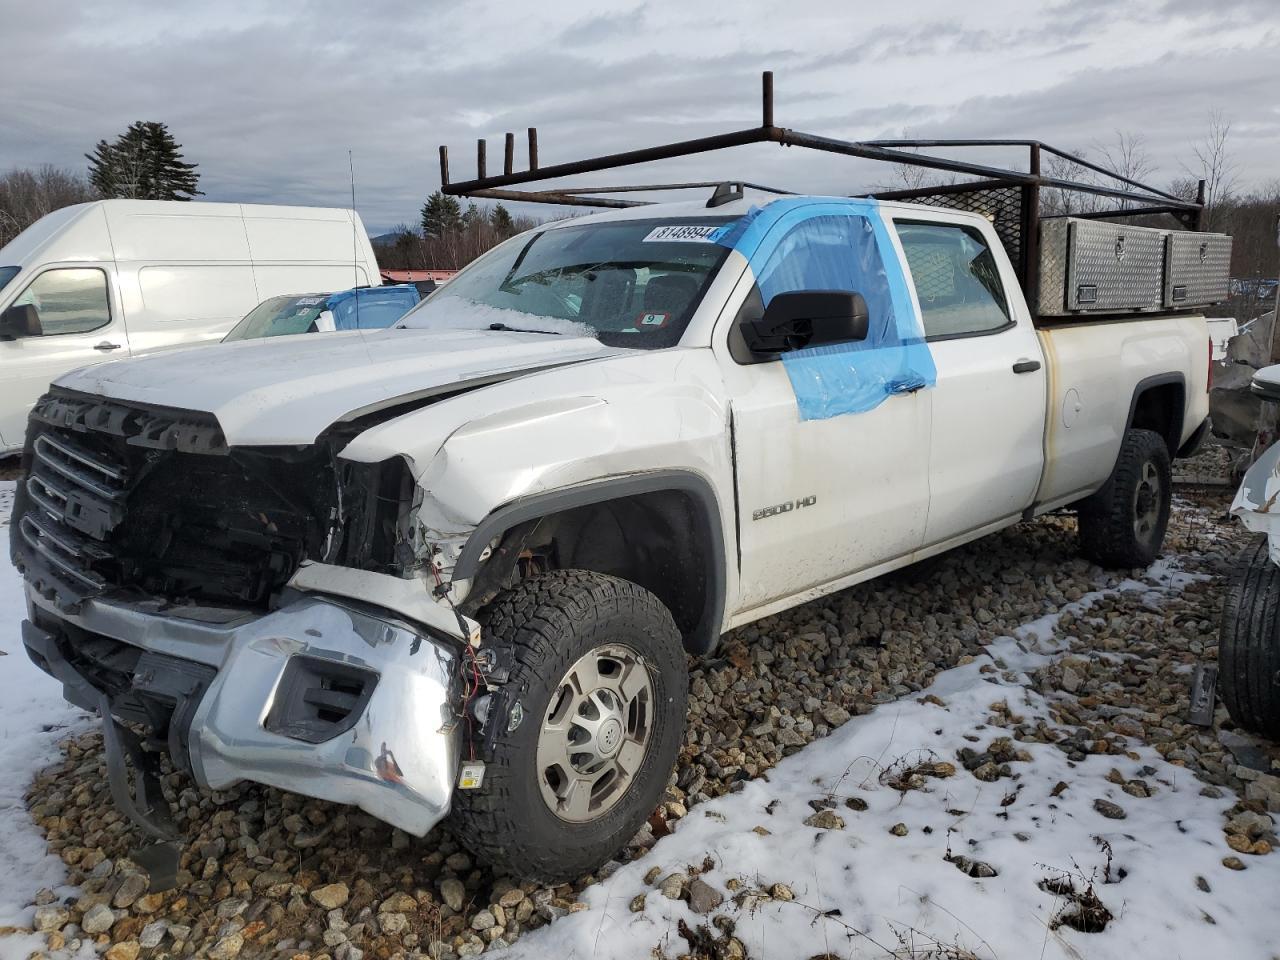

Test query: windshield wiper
[488,322,562,336]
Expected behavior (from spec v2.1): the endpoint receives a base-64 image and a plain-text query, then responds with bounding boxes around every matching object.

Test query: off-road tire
[1078,428,1171,568]
[1219,535,1280,739]
[447,570,688,883]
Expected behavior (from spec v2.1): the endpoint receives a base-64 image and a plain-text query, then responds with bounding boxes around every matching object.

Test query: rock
[819,704,851,726]
[643,866,663,886]
[1093,799,1127,820]
[379,912,409,935]
[769,883,795,901]
[1121,779,1152,799]
[890,822,909,836]
[659,873,686,901]
[1061,664,1084,693]
[803,810,846,830]
[1244,773,1280,812]
[846,796,868,811]
[498,888,526,909]
[139,920,168,949]
[380,892,418,913]
[629,894,646,913]
[310,884,350,910]
[81,902,116,934]
[470,909,496,932]
[32,906,69,933]
[440,878,465,913]
[132,893,164,914]
[1223,856,1247,871]
[105,941,141,960]
[112,874,148,909]
[208,932,245,960]
[687,879,724,915]
[972,762,1001,782]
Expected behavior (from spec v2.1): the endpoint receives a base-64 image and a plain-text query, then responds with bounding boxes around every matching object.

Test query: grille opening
[265,656,378,744]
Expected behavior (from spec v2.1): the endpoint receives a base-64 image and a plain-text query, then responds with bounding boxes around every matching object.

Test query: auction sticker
[643,224,724,243]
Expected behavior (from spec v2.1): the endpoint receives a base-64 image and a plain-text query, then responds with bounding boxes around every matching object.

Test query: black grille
[11,390,333,611]
[12,389,409,613]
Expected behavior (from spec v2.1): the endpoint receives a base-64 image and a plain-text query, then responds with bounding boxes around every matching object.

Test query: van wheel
[1077,428,1171,568]
[448,570,688,883]
[1219,535,1280,739]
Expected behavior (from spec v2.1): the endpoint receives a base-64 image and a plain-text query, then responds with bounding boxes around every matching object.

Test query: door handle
[93,341,123,352]
[1012,358,1041,374]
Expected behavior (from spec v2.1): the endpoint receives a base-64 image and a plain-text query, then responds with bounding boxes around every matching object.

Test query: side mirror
[744,290,869,356]
[0,304,41,341]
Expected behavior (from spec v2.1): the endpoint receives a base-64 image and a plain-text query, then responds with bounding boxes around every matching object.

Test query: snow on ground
[508,565,1280,960]
[1,483,1278,959]
[0,482,95,957]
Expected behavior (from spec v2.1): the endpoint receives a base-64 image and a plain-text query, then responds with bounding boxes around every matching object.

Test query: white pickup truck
[14,190,1213,883]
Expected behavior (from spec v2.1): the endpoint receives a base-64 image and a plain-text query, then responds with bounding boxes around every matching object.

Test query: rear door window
[896,222,1011,339]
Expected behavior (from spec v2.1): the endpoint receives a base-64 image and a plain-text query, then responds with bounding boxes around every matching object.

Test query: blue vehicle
[222,285,420,342]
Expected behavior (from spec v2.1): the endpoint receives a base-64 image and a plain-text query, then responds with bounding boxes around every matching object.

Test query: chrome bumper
[25,588,462,837]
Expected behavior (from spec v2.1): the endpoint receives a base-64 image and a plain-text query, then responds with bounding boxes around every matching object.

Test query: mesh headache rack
[437,71,1223,319]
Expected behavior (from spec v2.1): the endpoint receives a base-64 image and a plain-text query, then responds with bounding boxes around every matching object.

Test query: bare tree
[0,166,98,247]
[1041,149,1103,217]
[1183,110,1238,230]
[1095,131,1154,210]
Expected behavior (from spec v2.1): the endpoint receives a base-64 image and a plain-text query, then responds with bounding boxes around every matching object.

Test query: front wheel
[1078,427,1172,568]
[447,570,688,883]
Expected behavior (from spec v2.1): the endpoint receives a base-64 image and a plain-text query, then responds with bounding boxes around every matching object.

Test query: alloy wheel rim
[536,644,654,822]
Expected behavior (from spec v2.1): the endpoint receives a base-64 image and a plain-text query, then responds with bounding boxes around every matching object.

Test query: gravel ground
[14,489,1278,960]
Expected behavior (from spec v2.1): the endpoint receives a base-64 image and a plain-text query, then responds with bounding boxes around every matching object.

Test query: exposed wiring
[430,555,481,762]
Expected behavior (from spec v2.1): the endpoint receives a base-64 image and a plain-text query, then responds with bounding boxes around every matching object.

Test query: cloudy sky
[2,0,1277,233]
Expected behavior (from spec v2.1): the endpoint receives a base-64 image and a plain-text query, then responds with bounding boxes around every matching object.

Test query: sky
[1,0,1277,234]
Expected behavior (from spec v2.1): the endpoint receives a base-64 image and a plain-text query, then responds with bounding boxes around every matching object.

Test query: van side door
[892,216,1047,545]
[0,265,129,446]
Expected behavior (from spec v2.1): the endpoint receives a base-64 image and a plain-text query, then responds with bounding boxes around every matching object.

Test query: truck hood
[56,328,625,446]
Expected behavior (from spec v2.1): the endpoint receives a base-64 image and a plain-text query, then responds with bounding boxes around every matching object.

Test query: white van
[0,200,380,453]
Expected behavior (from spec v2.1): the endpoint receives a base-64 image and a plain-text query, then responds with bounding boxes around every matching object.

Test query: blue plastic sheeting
[327,285,419,331]
[715,198,935,420]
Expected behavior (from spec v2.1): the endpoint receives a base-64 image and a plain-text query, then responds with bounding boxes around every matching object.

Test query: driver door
[0,265,129,445]
[714,212,932,618]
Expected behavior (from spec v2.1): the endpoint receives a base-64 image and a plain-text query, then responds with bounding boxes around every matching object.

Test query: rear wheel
[447,570,688,883]
[1078,428,1171,568]
[1219,535,1280,739]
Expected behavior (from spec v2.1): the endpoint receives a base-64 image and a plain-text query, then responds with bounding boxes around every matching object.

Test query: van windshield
[396,218,732,348]
[0,267,18,295]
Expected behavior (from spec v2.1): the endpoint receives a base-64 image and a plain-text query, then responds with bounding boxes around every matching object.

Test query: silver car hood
[55,328,624,446]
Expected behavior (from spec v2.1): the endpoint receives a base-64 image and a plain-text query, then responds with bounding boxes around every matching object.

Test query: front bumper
[24,588,462,837]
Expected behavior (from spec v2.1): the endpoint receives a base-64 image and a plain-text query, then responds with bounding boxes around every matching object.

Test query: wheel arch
[1125,372,1186,459]
[453,471,728,656]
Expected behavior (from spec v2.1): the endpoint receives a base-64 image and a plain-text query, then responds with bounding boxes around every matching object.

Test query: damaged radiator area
[11,389,414,612]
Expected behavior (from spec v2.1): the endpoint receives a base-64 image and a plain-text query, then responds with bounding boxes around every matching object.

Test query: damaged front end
[13,389,473,847]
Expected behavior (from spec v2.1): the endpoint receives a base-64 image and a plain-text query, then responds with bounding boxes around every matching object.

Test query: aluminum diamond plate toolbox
[1164,232,1231,308]
[1039,218,1167,315]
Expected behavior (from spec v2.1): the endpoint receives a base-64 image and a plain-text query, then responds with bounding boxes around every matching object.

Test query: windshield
[0,266,18,295]
[223,287,418,342]
[396,218,732,348]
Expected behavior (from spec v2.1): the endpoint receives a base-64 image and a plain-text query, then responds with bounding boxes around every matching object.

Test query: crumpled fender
[338,347,736,584]
[1231,440,1280,564]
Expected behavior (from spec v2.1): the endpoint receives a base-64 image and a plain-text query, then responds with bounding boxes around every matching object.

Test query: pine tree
[86,122,201,201]
[490,203,514,232]
[420,190,462,239]
[461,201,484,229]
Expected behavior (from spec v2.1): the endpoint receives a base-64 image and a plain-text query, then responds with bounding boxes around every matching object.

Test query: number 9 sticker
[636,312,670,329]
